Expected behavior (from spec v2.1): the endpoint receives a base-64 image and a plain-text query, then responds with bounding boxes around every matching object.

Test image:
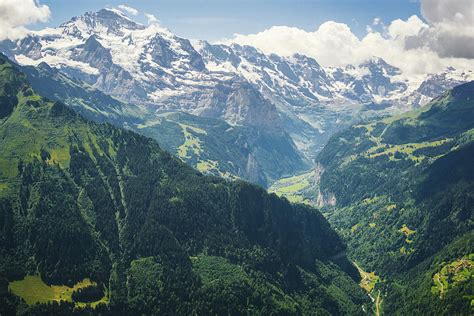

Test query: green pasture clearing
[8,275,108,308]
[177,123,206,159]
[431,255,473,299]
[269,171,314,205]
[354,262,380,293]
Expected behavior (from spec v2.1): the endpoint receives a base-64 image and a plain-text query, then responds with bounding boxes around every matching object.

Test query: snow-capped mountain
[1,8,472,161]
[0,8,283,133]
[195,42,335,104]
[194,40,473,156]
[196,40,473,111]
[326,58,408,104]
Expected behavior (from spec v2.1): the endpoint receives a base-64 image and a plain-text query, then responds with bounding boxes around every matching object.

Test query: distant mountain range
[1,8,472,169]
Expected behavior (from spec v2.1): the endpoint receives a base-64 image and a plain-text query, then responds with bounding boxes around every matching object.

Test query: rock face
[316,191,337,208]
[196,78,283,132]
[312,163,336,207]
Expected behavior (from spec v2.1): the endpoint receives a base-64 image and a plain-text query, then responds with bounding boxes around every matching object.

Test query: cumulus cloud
[421,0,473,25]
[145,13,159,25]
[226,22,362,67]
[0,0,50,40]
[118,4,138,16]
[223,0,473,75]
[410,0,474,59]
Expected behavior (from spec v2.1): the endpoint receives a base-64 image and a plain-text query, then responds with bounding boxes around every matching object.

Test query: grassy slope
[269,171,316,205]
[8,276,108,308]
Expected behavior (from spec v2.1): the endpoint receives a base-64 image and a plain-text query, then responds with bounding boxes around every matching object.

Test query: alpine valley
[0,6,473,316]
[1,8,472,183]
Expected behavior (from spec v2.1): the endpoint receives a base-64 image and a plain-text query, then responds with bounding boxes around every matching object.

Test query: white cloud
[223,0,474,75]
[0,0,50,40]
[225,22,362,67]
[144,13,159,25]
[412,0,474,59]
[421,0,473,25]
[118,4,138,16]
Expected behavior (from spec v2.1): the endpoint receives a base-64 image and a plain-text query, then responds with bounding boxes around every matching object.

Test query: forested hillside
[316,82,474,314]
[0,54,366,314]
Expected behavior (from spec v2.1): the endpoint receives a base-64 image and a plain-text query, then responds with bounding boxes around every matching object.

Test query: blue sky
[35,0,422,41]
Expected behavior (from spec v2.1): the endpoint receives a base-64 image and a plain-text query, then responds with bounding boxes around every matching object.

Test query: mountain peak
[60,8,145,38]
[360,57,401,76]
[98,8,130,19]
